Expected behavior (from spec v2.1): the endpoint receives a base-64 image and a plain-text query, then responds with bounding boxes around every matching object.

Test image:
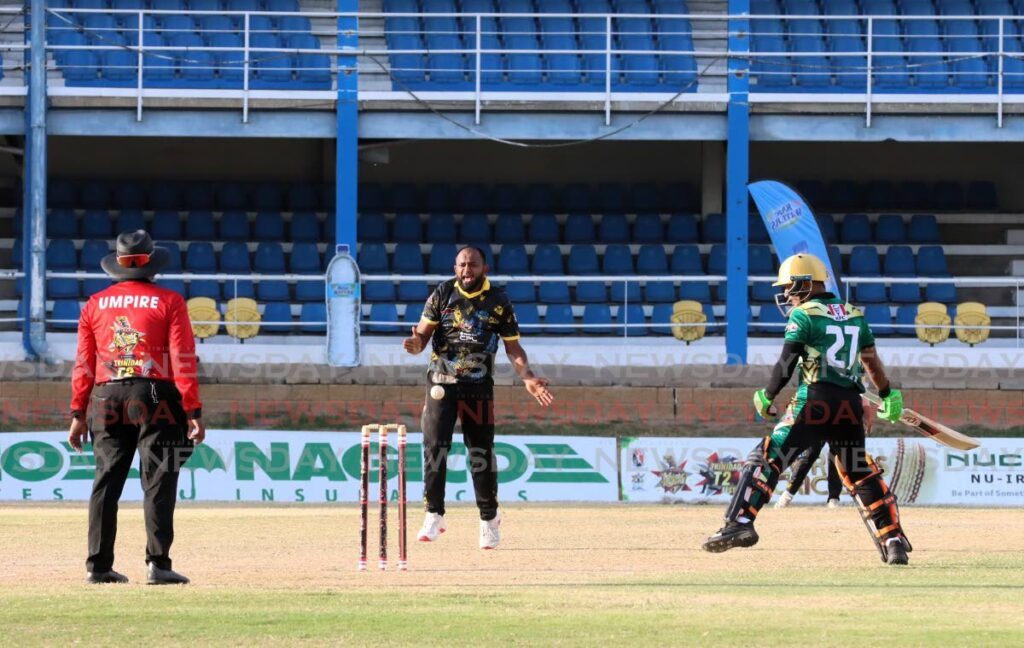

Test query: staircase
[688,0,728,94]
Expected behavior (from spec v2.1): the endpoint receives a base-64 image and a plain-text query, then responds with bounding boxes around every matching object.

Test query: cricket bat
[862,391,980,451]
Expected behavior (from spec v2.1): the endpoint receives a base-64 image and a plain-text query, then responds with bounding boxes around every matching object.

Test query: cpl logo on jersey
[827,304,849,321]
[108,316,149,379]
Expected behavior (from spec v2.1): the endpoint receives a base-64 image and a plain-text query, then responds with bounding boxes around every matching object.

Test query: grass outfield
[1,504,1023,646]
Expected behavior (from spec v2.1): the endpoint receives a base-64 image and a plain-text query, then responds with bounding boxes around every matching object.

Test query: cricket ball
[429,385,445,400]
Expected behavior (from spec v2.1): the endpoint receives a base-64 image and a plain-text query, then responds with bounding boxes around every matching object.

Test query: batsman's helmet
[773,253,829,287]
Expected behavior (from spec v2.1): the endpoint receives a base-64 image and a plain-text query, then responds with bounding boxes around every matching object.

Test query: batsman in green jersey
[702,253,912,565]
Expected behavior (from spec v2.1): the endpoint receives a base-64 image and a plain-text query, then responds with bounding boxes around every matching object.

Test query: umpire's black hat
[100,230,171,280]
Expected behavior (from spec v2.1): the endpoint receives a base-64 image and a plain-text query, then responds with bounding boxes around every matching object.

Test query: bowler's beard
[461,275,484,292]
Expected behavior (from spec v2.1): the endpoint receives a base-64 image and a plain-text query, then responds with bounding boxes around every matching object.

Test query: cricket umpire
[702,253,911,565]
[68,230,205,585]
[402,246,554,549]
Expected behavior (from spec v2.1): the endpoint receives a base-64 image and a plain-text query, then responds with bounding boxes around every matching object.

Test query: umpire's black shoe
[147,564,190,585]
[85,570,129,585]
[702,522,759,553]
[884,538,910,566]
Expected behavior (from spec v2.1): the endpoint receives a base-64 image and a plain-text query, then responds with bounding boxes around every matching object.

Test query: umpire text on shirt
[68,230,205,586]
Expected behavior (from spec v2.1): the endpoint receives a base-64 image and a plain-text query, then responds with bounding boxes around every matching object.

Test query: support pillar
[335,0,359,257]
[725,0,750,365]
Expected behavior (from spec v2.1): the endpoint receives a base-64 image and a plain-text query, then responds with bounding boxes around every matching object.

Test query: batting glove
[753,389,778,421]
[878,388,904,423]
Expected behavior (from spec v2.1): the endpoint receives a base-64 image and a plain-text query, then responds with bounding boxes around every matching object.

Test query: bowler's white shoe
[826,498,841,509]
[479,512,501,550]
[774,491,793,509]
[418,512,446,542]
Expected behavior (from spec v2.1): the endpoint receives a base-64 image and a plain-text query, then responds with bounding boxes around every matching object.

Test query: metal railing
[34,9,1024,124]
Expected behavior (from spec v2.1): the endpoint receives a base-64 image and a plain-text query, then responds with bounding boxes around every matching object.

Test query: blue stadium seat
[220,211,250,241]
[368,303,401,333]
[429,243,457,274]
[525,185,557,213]
[897,182,930,210]
[80,209,112,239]
[815,214,838,244]
[750,245,775,302]
[966,181,997,210]
[389,184,418,213]
[252,184,284,212]
[458,185,488,213]
[637,243,674,301]
[666,213,699,243]
[254,212,285,242]
[48,180,76,208]
[840,213,872,244]
[748,215,769,244]
[116,209,146,234]
[81,239,111,296]
[101,49,138,87]
[829,180,860,211]
[596,184,628,213]
[532,244,564,275]
[568,245,605,303]
[529,214,560,243]
[494,214,526,242]
[460,214,491,242]
[583,304,614,335]
[359,183,385,212]
[604,245,640,303]
[359,214,388,243]
[934,181,964,211]
[599,214,630,243]
[156,241,183,273]
[262,302,295,334]
[544,303,575,335]
[631,184,660,213]
[908,214,940,243]
[290,212,320,242]
[498,244,534,302]
[564,214,596,243]
[216,184,247,211]
[394,243,428,302]
[424,185,454,214]
[615,304,647,337]
[184,184,216,210]
[63,50,100,86]
[151,210,182,240]
[185,241,217,273]
[426,214,457,242]
[755,305,787,335]
[650,303,674,336]
[403,301,424,327]
[703,213,725,243]
[884,246,920,303]
[875,214,906,243]
[219,243,252,299]
[188,280,220,300]
[493,185,521,213]
[287,184,319,212]
[185,211,216,240]
[359,243,393,302]
[512,303,540,334]
[633,214,663,243]
[918,245,957,303]
[864,304,894,336]
[864,181,895,211]
[52,299,81,331]
[299,303,327,333]
[46,240,79,299]
[391,213,423,243]
[47,209,77,239]
[149,183,180,210]
[707,244,726,276]
[849,246,886,303]
[292,243,326,301]
[895,305,917,337]
[113,182,146,210]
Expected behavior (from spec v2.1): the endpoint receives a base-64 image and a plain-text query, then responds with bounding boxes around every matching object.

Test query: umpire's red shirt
[70,280,202,418]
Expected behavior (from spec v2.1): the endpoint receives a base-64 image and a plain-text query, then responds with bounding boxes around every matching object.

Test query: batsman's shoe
[884,538,909,566]
[85,570,129,585]
[826,498,841,509]
[702,522,759,553]
[147,564,190,585]
[418,512,446,542]
[479,512,501,550]
[774,491,794,509]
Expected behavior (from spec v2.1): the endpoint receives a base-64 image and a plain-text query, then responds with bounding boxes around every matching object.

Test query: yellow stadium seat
[224,297,261,340]
[914,302,951,346]
[186,297,221,340]
[670,300,706,344]
[954,301,990,346]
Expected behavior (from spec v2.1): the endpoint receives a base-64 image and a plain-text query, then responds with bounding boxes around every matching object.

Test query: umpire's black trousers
[87,378,193,573]
[421,382,498,521]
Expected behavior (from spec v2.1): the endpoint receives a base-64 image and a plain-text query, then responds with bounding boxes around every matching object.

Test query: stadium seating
[187,296,221,339]
[915,301,952,345]
[953,301,990,346]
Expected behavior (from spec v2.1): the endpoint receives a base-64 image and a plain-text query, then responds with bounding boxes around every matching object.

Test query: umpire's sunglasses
[116,253,152,268]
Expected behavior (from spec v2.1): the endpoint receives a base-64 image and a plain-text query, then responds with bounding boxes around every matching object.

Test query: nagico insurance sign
[0,431,619,503]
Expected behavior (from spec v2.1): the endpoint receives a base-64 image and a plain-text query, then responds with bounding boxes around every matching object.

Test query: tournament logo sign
[695,452,743,496]
[651,457,692,494]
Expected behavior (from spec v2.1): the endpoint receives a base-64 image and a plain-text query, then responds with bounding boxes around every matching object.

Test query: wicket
[358,424,407,571]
